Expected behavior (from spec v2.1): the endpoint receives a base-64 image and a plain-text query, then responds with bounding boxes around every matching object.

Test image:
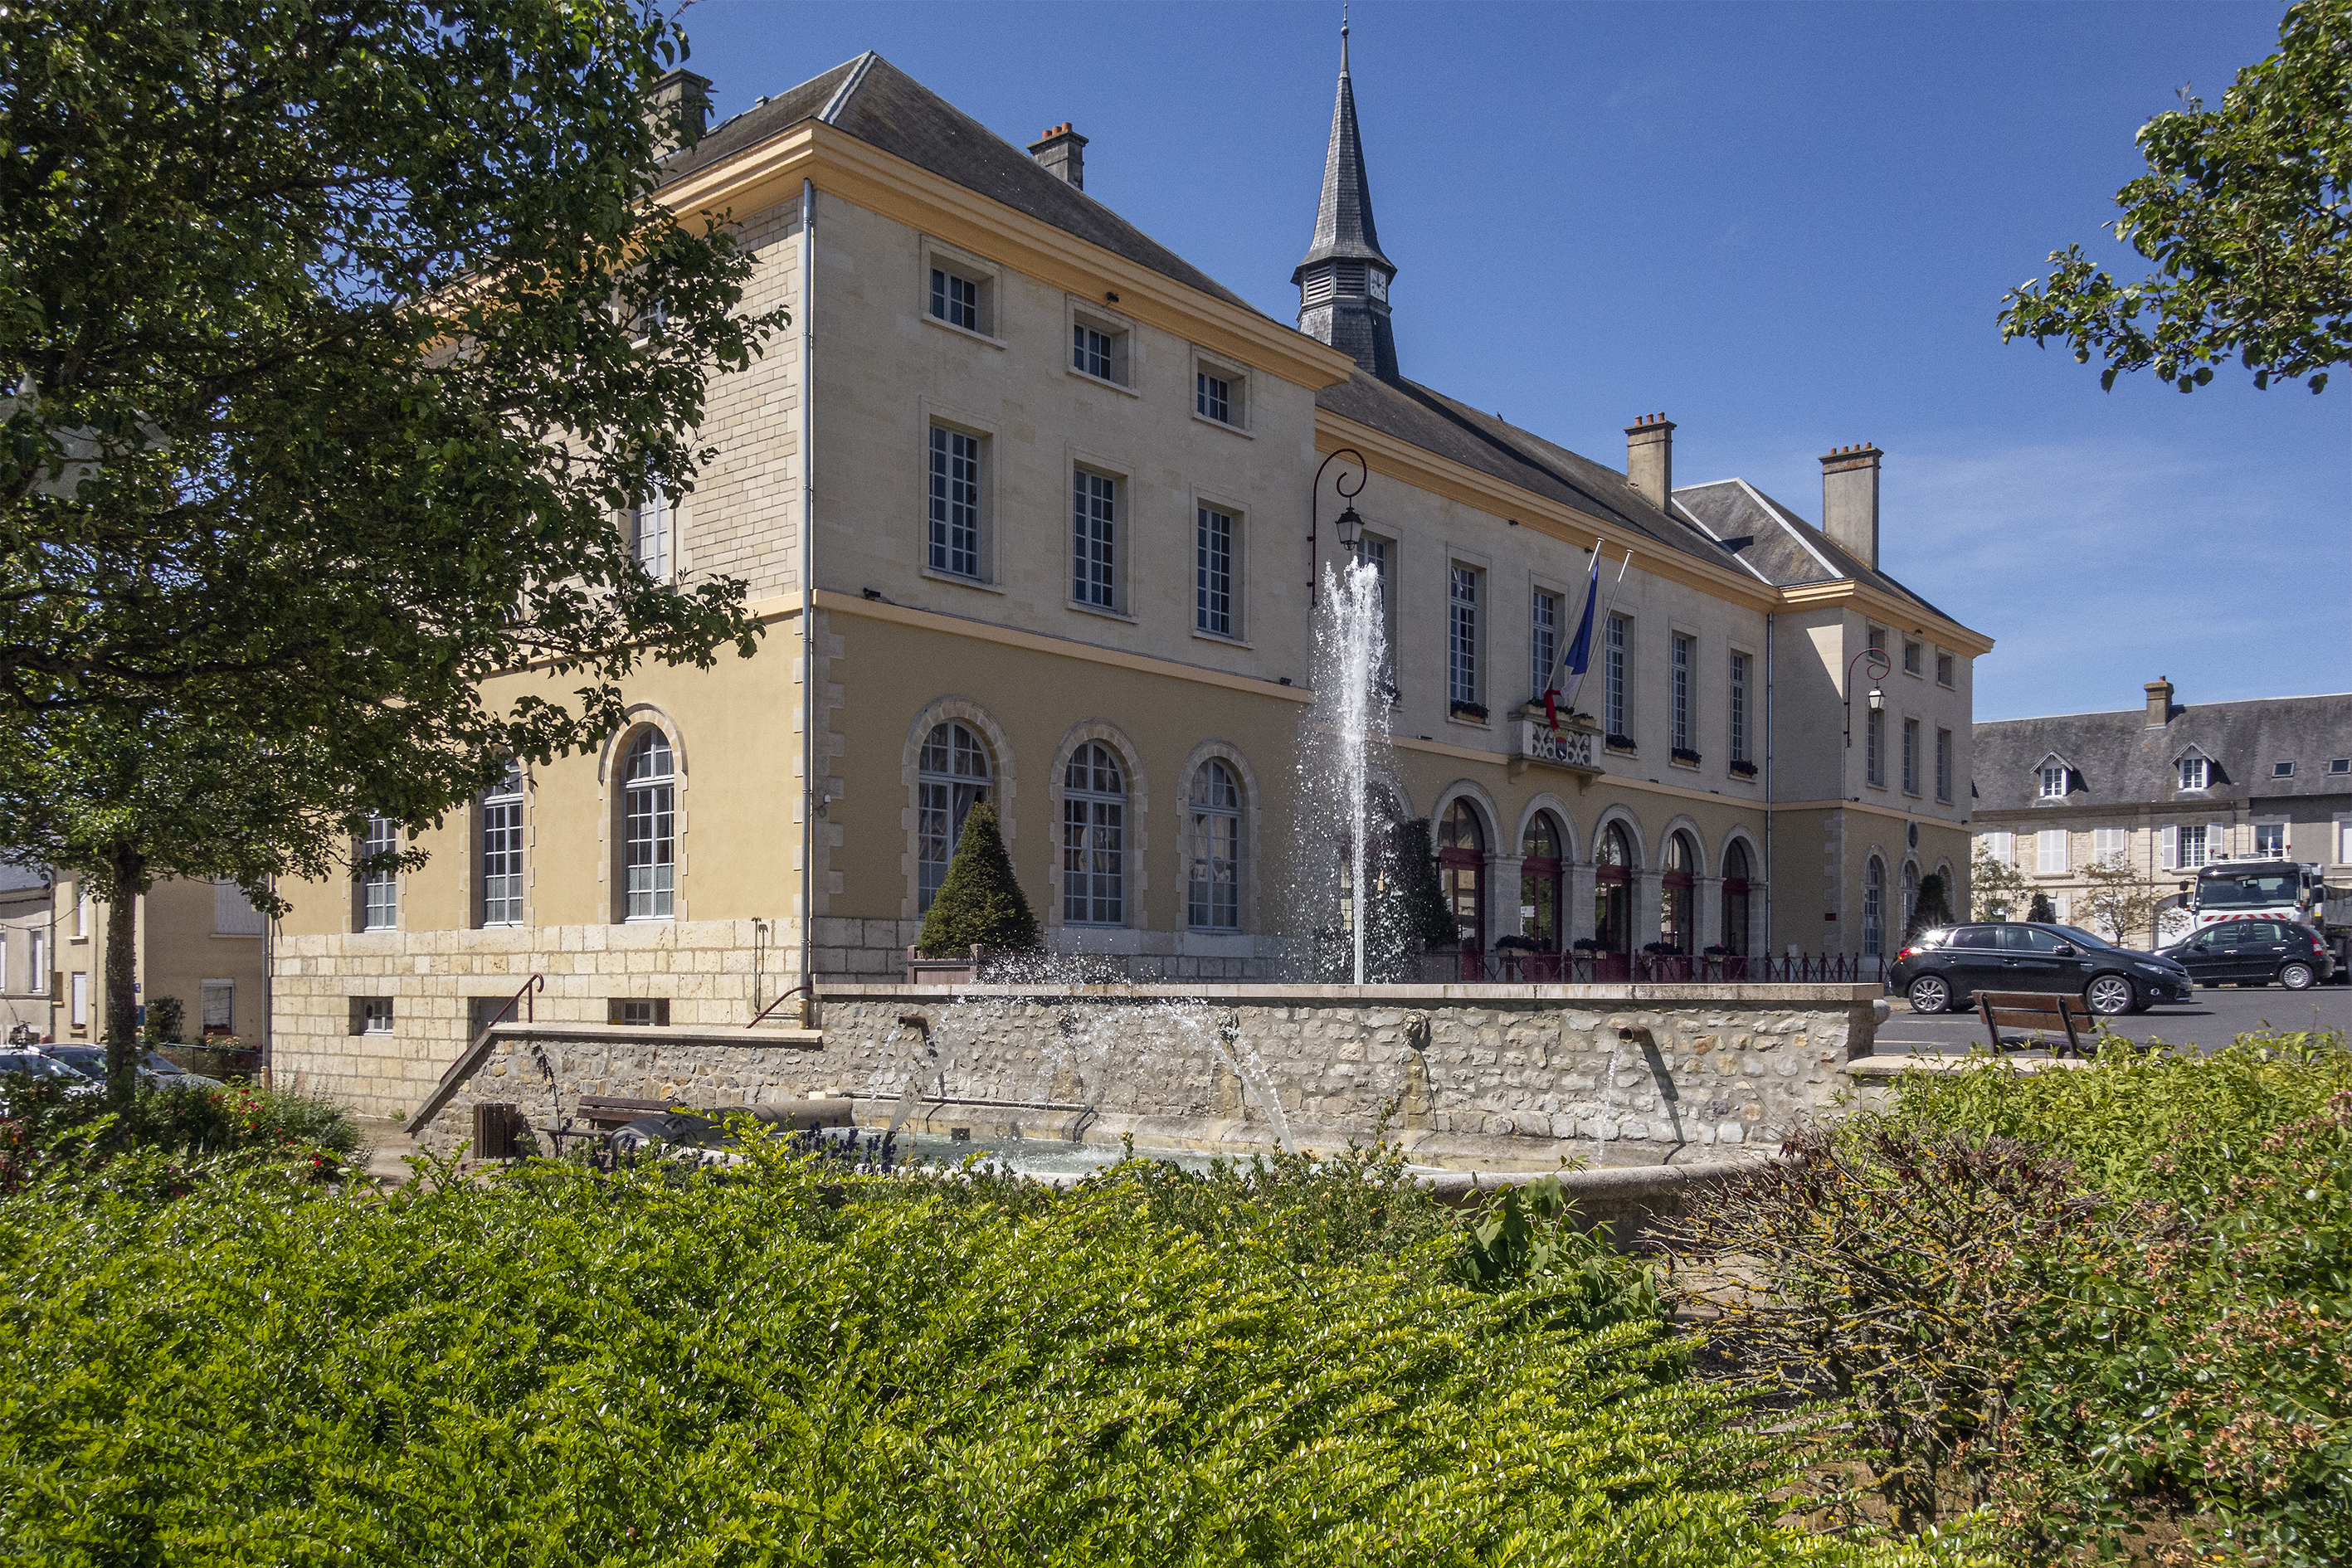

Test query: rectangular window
[1195,506,1234,637]
[1448,566,1480,712]
[359,815,398,931]
[28,932,43,993]
[928,426,981,579]
[929,266,978,331]
[1936,728,1953,801]
[1356,535,1395,690]
[2037,829,2068,874]
[1073,323,1113,380]
[2179,824,2209,868]
[2254,822,2286,857]
[0,933,7,993]
[212,879,267,937]
[1729,651,1751,763]
[607,998,671,1027]
[1072,470,1118,609]
[73,888,87,938]
[631,494,670,581]
[70,971,88,1028]
[1867,624,1887,655]
[1902,718,1921,795]
[1902,640,1922,675]
[2272,760,2295,779]
[2341,822,2352,863]
[1530,590,1558,700]
[1669,634,1692,752]
[2332,758,2350,776]
[2094,826,2127,863]
[354,996,393,1035]
[2039,763,2067,799]
[2179,756,2208,791]
[1195,370,1231,424]
[1867,708,1885,787]
[1936,651,1955,688]
[1605,615,1629,739]
[480,767,527,927]
[200,980,234,1035]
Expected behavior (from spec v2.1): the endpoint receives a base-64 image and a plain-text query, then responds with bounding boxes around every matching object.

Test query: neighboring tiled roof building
[1970,677,2352,937]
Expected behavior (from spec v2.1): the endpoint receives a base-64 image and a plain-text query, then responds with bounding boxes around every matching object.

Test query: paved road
[1872,981,2352,1055]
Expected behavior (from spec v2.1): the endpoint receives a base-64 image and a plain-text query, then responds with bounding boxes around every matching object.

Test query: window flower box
[1449,700,1488,722]
[1671,747,1701,767]
[1729,759,1758,778]
[1605,733,1636,752]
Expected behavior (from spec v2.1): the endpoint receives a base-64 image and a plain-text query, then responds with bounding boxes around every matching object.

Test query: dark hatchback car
[1888,922,2193,1016]
[2157,919,2335,991]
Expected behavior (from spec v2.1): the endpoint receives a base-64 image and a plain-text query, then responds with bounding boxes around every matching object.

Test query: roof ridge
[1982,692,2352,723]
[817,51,879,124]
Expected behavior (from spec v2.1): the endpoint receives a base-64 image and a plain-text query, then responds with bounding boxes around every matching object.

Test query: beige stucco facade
[13,872,269,1049]
[270,70,1990,1119]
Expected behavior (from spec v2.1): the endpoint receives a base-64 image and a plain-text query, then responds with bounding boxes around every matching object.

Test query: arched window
[1593,822,1634,973]
[358,814,399,931]
[1438,800,1487,951]
[1064,742,1125,925]
[1660,830,1698,954]
[918,722,991,912]
[1721,840,1752,957]
[480,762,526,928]
[1902,862,1920,941]
[622,731,675,921]
[1187,760,1241,932]
[1519,812,1564,953]
[1863,855,1887,958]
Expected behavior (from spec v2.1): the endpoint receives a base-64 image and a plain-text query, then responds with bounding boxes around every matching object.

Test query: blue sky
[675,0,2346,721]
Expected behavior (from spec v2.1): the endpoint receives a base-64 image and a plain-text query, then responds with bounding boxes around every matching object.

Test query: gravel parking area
[1873,980,2352,1055]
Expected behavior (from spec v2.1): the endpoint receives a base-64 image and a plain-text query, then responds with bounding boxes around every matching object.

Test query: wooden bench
[572,1095,685,1129]
[1975,991,2092,1057]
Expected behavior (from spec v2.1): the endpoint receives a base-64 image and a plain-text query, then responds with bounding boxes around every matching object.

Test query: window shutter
[2161,825,2179,869]
[2093,827,2126,862]
[2037,829,2067,874]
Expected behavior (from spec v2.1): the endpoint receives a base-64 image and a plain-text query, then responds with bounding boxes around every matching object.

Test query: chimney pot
[645,68,713,159]
[1624,412,1677,511]
[1027,122,1088,189]
[1817,441,1882,571]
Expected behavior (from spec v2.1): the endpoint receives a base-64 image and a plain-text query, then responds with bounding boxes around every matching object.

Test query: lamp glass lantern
[1334,504,1363,552]
[1867,687,1885,713]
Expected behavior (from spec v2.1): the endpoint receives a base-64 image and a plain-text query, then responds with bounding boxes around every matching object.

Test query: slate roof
[1294,32,1393,277]
[1973,693,2352,813]
[676,52,1970,617]
[660,53,1254,311]
[0,859,50,897]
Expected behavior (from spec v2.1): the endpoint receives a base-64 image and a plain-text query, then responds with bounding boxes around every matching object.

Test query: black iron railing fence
[1419,950,1887,985]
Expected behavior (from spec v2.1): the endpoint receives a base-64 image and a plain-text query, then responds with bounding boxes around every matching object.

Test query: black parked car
[2156,919,2335,991]
[1888,922,2193,1016]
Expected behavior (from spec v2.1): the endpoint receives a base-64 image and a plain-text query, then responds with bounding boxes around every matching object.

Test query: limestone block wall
[271,918,792,1119]
[408,981,1883,1171]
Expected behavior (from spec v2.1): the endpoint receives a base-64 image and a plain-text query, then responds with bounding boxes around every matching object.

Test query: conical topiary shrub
[1906,873,1954,941]
[1388,818,1458,952]
[2027,890,2056,925]
[917,802,1039,957]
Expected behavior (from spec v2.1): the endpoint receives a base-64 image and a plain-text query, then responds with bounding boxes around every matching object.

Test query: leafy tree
[917,804,1039,958]
[1970,847,2029,923]
[0,0,783,1091]
[2072,853,2174,947]
[1999,0,2352,394]
[1903,871,1954,942]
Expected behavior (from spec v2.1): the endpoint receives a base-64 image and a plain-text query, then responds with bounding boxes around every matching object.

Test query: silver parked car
[0,1050,104,1112]
[40,1045,224,1091]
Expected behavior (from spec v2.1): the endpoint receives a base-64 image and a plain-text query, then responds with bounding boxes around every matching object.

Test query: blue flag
[1553,545,1603,709]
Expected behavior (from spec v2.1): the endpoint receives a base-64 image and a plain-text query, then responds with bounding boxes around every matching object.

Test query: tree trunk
[104,845,144,1105]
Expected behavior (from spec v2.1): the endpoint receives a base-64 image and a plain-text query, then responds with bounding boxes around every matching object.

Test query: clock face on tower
[1368,271,1389,303]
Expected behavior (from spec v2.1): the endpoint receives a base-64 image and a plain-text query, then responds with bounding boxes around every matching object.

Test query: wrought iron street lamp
[1308,446,1367,603]
[1843,645,1892,748]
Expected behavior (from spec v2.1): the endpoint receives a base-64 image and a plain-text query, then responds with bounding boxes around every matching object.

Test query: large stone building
[1973,678,2352,942]
[270,37,1989,1117]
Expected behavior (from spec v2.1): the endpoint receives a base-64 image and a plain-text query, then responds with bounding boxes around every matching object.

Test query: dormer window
[2179,755,2210,791]
[2038,763,2067,800]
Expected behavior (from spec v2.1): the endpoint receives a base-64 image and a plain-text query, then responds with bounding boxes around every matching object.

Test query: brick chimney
[646,68,712,158]
[1819,442,1882,570]
[1624,412,1674,511]
[2145,676,2175,728]
[1027,123,1088,189]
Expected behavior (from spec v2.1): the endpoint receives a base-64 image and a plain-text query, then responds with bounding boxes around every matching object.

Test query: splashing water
[1591,1033,1625,1165]
[1297,556,1395,984]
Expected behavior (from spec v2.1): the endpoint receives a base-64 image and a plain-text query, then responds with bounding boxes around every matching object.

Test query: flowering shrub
[0,1077,358,1195]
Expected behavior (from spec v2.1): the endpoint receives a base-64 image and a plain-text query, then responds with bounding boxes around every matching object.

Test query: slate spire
[1293,15,1399,379]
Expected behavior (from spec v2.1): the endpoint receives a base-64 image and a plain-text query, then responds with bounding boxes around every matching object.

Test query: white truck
[2187,858,2352,981]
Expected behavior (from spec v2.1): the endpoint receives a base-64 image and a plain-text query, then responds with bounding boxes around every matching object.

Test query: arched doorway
[1721,840,1752,969]
[1439,799,1487,974]
[1518,812,1565,979]
[1659,830,1698,970]
[1592,821,1634,982]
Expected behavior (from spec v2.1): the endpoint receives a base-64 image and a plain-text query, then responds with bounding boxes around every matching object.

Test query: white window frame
[359,815,399,932]
[1070,465,1122,614]
[1062,742,1126,927]
[2036,829,2068,874]
[1604,614,1629,740]
[200,978,235,1035]
[1447,565,1482,714]
[621,730,676,923]
[2038,762,2067,800]
[480,762,527,928]
[2253,821,2286,858]
[1067,304,1136,391]
[1729,650,1751,765]
[70,971,88,1028]
[1863,857,1886,958]
[27,932,44,994]
[918,721,992,913]
[1902,717,1921,796]
[2093,826,2127,864]
[1195,504,1238,640]
[1669,633,1693,755]
[1530,588,1559,703]
[631,492,671,582]
[1186,760,1242,933]
[926,421,989,583]
[1983,830,2015,866]
[2179,754,2210,791]
[2271,760,2295,780]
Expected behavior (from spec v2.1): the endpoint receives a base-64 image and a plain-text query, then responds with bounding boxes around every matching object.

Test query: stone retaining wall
[410,981,1885,1171]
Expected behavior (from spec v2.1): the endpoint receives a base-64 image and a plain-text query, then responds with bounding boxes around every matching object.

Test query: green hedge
[0,1139,1953,1566]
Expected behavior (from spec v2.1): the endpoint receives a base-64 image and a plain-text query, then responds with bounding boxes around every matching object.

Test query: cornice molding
[660,122,1358,392]
[1777,582,1996,656]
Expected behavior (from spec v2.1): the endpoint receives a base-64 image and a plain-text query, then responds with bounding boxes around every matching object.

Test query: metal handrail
[747,982,813,1030]
[402,973,545,1136]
